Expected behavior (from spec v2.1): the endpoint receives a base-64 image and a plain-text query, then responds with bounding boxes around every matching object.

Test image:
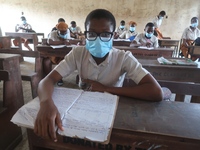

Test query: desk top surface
[0,53,20,60]
[114,46,174,51]
[115,97,200,140]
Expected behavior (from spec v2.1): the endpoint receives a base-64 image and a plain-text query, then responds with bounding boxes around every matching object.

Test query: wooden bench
[0,49,41,98]
[0,54,24,150]
[5,32,39,51]
[113,40,131,46]
[159,39,180,57]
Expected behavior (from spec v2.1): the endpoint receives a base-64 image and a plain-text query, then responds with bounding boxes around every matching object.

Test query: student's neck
[92,53,109,65]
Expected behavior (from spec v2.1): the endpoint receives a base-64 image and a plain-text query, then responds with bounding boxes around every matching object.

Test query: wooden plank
[0,49,39,57]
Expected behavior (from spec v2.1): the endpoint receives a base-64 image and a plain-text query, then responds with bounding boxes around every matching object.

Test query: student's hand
[64,40,71,46]
[34,100,64,142]
[146,42,152,48]
[83,79,107,92]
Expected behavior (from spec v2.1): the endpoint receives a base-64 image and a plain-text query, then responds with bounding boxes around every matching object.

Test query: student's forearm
[105,83,163,102]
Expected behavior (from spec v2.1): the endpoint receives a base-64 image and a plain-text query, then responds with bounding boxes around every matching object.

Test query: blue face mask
[86,37,112,58]
[159,16,164,20]
[191,23,198,28]
[120,25,125,29]
[145,32,153,38]
[71,27,75,31]
[59,33,68,39]
[22,20,26,25]
[129,27,135,32]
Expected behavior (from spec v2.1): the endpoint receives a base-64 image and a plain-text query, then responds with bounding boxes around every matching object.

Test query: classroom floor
[0,57,191,150]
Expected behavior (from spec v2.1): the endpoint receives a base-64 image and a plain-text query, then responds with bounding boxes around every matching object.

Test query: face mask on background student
[191,22,199,28]
[120,25,125,29]
[22,20,26,25]
[86,37,112,58]
[145,32,153,38]
[59,33,68,39]
[129,27,135,32]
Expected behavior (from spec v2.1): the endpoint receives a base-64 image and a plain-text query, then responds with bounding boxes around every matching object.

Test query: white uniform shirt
[70,26,82,33]
[48,29,71,42]
[182,27,200,40]
[54,46,149,87]
[115,27,128,36]
[134,33,159,48]
[152,16,163,28]
[119,30,138,39]
[17,23,32,33]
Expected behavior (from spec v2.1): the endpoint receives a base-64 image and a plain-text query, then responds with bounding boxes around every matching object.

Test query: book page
[50,45,66,49]
[11,87,83,128]
[58,91,119,143]
[138,46,154,50]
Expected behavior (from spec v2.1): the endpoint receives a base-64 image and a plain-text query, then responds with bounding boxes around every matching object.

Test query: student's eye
[101,33,111,37]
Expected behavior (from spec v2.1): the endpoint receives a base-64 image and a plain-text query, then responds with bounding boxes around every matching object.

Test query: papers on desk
[138,46,154,50]
[11,87,119,143]
[113,39,130,41]
[157,57,198,66]
[50,45,77,49]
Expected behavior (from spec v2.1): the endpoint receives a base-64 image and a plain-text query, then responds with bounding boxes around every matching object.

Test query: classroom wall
[0,0,199,39]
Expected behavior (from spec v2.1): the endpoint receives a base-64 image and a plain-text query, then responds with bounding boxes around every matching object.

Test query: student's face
[191,19,198,24]
[72,24,76,28]
[130,24,135,27]
[86,18,113,33]
[144,26,154,33]
[120,22,125,26]
[59,30,68,35]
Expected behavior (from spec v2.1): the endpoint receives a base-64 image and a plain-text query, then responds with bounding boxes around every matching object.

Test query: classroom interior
[1,0,200,150]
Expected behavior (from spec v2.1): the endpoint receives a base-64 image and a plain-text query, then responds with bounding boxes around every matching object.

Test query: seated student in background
[51,18,65,32]
[114,20,128,39]
[180,17,200,58]
[69,21,83,39]
[48,22,71,86]
[13,16,34,51]
[152,11,167,39]
[131,22,159,48]
[34,9,163,142]
[119,21,138,41]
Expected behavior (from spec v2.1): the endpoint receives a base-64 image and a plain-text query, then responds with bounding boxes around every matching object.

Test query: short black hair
[84,9,116,32]
[145,22,155,28]
[120,20,125,24]
[71,21,76,24]
[191,17,198,22]
[58,18,65,23]
[21,16,26,21]
[159,11,166,16]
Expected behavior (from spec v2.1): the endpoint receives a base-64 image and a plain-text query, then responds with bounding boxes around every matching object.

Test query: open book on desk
[157,57,198,66]
[138,46,154,50]
[11,87,119,143]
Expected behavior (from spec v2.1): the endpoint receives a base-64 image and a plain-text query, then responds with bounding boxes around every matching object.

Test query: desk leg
[42,57,52,78]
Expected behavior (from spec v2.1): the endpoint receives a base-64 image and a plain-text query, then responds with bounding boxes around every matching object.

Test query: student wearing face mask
[47,22,71,86]
[69,21,83,39]
[119,21,138,41]
[34,9,163,142]
[131,22,159,48]
[13,16,34,51]
[180,17,200,58]
[114,20,128,39]
[152,11,166,39]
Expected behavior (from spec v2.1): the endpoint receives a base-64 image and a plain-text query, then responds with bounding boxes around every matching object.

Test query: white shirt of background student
[119,21,138,40]
[182,21,200,40]
[132,23,159,48]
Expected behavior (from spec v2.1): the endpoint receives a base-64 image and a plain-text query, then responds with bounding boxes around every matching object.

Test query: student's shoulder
[111,47,133,58]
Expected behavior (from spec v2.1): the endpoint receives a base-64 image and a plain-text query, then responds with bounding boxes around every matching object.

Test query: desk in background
[113,40,131,46]
[114,46,174,58]
[5,32,39,51]
[159,39,180,58]
[0,54,24,150]
[27,97,200,150]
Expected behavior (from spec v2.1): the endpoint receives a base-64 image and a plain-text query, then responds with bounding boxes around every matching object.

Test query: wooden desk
[159,39,180,58]
[37,45,72,77]
[114,46,174,58]
[138,58,200,83]
[0,54,24,150]
[113,40,132,46]
[27,97,200,150]
[5,32,38,51]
